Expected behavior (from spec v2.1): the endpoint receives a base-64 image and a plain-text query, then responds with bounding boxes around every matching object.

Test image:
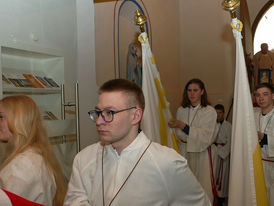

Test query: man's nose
[96,114,105,125]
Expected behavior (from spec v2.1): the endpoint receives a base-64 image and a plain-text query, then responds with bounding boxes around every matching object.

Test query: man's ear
[132,108,143,125]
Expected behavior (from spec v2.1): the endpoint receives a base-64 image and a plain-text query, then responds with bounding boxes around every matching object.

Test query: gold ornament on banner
[230,19,243,32]
[134,9,147,32]
[222,0,240,18]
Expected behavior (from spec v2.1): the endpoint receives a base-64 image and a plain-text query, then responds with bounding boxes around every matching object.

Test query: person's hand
[168,119,186,129]
[257,131,264,140]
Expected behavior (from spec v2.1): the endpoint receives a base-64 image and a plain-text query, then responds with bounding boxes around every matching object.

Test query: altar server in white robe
[254,83,274,206]
[214,104,231,205]
[168,78,217,204]
[64,79,211,206]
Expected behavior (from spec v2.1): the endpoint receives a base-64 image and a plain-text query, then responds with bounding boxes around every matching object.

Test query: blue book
[43,77,59,88]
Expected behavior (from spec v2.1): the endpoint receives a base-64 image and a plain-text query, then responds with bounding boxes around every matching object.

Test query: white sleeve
[64,155,91,206]
[175,108,188,141]
[266,133,274,157]
[265,114,274,157]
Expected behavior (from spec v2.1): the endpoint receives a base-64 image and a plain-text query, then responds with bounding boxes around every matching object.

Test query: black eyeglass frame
[88,106,136,123]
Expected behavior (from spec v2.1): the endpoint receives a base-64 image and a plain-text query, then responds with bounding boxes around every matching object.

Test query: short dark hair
[99,78,145,110]
[254,83,274,93]
[214,104,225,112]
[181,78,210,108]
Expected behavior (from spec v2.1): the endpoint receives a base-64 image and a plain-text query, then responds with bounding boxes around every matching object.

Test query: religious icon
[126,37,142,87]
[258,69,271,84]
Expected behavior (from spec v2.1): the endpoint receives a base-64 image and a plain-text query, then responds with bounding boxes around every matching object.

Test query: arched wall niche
[113,0,151,80]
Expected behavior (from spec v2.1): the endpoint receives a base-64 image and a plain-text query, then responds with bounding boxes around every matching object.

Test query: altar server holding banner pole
[221,1,269,206]
[134,10,178,151]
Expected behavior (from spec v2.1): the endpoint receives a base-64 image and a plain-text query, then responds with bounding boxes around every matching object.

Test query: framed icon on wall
[258,68,271,84]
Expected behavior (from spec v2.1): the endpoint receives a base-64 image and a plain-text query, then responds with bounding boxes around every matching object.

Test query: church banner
[139,32,178,152]
[228,18,268,206]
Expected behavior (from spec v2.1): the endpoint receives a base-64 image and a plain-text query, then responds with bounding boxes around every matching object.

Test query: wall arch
[113,0,151,78]
[252,0,274,41]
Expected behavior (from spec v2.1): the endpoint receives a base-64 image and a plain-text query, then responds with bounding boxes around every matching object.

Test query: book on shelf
[23,74,44,88]
[43,77,59,88]
[35,75,52,88]
[17,74,35,88]
[46,111,59,120]
[2,74,15,88]
[4,73,23,87]
[41,111,59,120]
[4,73,34,88]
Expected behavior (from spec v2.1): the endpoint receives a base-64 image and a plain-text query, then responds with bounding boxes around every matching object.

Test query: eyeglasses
[0,115,5,121]
[88,106,136,123]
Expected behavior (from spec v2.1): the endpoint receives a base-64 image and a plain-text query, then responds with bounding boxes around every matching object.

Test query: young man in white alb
[254,83,274,206]
[64,78,211,206]
[214,104,231,206]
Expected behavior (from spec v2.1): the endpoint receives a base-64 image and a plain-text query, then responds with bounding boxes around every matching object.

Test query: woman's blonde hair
[0,95,66,205]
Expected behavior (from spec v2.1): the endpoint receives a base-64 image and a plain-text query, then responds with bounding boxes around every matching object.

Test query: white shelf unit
[3,87,61,94]
[0,45,77,144]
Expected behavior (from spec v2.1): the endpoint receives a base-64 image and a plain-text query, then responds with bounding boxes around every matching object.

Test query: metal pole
[75,82,80,153]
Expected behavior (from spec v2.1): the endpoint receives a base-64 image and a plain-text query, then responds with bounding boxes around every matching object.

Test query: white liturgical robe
[254,107,274,206]
[0,149,56,206]
[0,189,12,206]
[64,132,211,206]
[175,105,217,203]
[214,120,231,198]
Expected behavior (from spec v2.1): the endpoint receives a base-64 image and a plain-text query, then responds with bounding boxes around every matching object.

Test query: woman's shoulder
[9,148,40,161]
[1,149,46,179]
[0,149,55,206]
[15,149,44,166]
[177,106,187,112]
[198,105,217,118]
[2,148,55,182]
[201,105,215,112]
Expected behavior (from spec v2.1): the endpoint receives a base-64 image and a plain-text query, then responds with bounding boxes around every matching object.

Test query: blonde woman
[0,95,66,206]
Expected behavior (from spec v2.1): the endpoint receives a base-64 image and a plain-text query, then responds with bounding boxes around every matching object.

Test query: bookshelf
[0,44,78,148]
